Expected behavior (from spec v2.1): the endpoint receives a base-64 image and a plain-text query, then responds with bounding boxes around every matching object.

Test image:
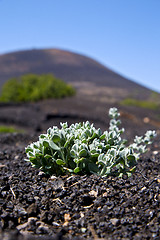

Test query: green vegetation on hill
[120,98,160,110]
[0,74,76,103]
[0,125,23,133]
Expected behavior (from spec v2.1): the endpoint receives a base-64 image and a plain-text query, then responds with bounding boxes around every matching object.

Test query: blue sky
[0,0,160,92]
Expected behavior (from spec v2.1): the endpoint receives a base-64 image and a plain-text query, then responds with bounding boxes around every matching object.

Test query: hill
[0,48,160,136]
[0,49,152,102]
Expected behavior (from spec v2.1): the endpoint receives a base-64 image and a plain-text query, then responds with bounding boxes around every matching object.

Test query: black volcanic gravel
[0,133,160,240]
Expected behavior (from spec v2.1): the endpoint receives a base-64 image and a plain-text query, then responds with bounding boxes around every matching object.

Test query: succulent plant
[25,108,156,177]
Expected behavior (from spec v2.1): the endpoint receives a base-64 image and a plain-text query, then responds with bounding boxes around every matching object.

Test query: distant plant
[151,91,160,101]
[25,108,156,177]
[0,125,22,133]
[121,98,159,110]
[0,74,76,103]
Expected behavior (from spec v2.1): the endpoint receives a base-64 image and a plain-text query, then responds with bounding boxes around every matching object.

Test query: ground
[0,96,160,240]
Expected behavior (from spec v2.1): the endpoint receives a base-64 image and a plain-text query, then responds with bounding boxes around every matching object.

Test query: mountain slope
[0,49,151,100]
[0,49,160,135]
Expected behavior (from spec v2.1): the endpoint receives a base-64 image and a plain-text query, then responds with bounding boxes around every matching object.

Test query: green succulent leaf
[43,141,49,148]
[52,134,61,143]
[56,159,65,165]
[79,149,88,157]
[127,155,135,161]
[74,167,80,173]
[49,141,60,151]
[40,134,46,139]
[25,147,33,153]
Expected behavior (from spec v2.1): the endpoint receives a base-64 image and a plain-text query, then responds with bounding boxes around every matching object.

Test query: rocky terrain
[0,48,160,239]
[0,97,160,240]
[0,130,159,240]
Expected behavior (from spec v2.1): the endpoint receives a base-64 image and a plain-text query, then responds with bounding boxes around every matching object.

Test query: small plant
[121,98,159,110]
[0,125,23,133]
[25,108,156,177]
[0,74,76,103]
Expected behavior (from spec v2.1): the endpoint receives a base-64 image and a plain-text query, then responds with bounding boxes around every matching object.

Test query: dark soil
[0,98,160,240]
[0,133,160,240]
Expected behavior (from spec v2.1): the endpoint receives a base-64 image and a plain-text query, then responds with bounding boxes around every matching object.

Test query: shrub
[25,108,156,177]
[0,74,76,102]
[0,125,22,133]
[121,98,159,110]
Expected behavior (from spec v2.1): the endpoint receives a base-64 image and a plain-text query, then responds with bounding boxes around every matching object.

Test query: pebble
[110,218,120,226]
